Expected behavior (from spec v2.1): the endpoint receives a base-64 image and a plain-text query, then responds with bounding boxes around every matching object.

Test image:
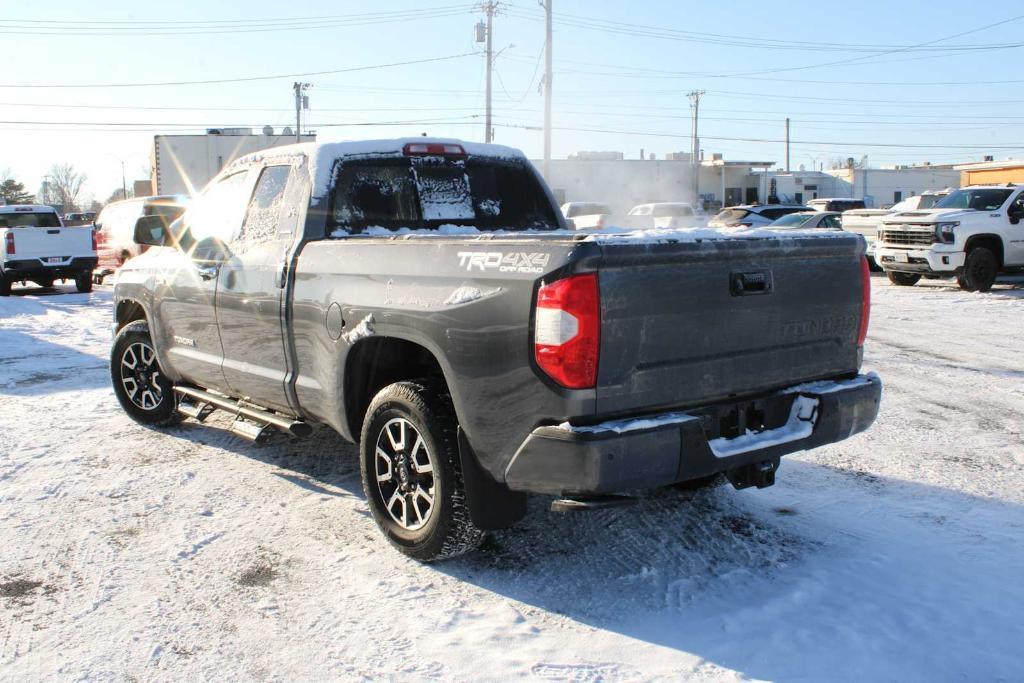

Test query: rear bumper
[1,256,98,280]
[504,373,882,496]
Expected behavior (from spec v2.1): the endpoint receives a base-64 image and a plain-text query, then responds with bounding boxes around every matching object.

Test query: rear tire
[0,279,10,296]
[359,380,484,562]
[110,321,181,427]
[886,271,920,286]
[957,247,998,292]
[74,271,93,293]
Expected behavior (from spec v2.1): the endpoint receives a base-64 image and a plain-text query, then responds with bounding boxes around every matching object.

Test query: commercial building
[150,128,315,196]
[824,166,960,208]
[954,159,1024,186]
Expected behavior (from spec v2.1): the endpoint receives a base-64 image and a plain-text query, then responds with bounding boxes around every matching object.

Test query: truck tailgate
[6,226,94,262]
[593,233,865,416]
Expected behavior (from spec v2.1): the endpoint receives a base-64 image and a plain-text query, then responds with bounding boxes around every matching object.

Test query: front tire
[110,321,181,426]
[74,271,93,293]
[0,278,9,296]
[957,247,998,292]
[887,271,921,287]
[359,381,484,562]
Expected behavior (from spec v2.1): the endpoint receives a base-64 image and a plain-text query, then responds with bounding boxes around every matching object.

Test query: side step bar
[173,386,313,440]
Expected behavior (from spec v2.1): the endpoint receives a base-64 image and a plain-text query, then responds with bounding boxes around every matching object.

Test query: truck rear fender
[343,335,526,530]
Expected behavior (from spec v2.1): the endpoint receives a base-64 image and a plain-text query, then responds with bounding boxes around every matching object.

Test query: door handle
[196,265,218,281]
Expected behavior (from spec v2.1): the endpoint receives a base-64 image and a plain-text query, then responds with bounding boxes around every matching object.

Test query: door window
[236,166,291,252]
[186,171,250,249]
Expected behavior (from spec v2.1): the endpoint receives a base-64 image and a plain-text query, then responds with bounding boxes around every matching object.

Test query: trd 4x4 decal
[457,251,550,274]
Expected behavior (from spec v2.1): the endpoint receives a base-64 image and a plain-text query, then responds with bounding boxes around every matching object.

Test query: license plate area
[46,257,63,264]
[691,393,795,442]
[892,251,909,263]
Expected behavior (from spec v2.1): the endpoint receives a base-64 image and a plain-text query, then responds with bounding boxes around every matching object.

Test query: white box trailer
[151,129,316,196]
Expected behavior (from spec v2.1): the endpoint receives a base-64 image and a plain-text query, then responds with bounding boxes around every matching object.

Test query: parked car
[807,198,866,213]
[111,138,880,561]
[560,202,611,230]
[0,204,97,295]
[623,202,708,229]
[94,195,187,284]
[875,184,1024,291]
[63,211,97,226]
[708,204,811,229]
[767,211,843,230]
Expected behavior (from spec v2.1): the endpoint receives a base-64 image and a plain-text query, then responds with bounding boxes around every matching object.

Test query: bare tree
[45,163,87,211]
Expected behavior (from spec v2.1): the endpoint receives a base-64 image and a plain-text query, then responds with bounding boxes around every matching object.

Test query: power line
[0,52,480,88]
[0,6,476,36]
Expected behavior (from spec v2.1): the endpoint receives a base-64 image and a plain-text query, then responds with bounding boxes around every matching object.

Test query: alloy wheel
[119,341,164,410]
[374,417,435,531]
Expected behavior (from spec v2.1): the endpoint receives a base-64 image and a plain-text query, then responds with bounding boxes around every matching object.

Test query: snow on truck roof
[225,138,528,200]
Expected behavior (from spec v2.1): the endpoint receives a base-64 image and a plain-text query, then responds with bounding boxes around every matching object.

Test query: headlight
[935,222,958,243]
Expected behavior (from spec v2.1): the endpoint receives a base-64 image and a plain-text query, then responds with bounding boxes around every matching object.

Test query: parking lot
[1,275,1023,680]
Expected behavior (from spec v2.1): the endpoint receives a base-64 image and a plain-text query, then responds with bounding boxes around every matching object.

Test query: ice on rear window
[414,166,474,222]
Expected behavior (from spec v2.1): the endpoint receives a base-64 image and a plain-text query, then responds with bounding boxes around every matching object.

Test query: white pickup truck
[842,190,951,267]
[875,184,1024,291]
[0,204,98,296]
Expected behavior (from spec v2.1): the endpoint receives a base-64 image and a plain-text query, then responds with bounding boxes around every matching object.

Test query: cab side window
[236,166,291,252]
[185,171,250,257]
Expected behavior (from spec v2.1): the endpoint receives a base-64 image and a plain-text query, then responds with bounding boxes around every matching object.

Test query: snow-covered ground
[1,276,1022,681]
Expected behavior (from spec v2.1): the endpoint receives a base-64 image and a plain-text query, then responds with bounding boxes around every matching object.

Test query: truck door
[156,170,250,392]
[214,164,300,413]
[1006,190,1024,266]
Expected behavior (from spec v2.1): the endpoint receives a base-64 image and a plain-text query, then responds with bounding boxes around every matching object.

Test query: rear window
[329,158,558,233]
[715,208,750,222]
[0,211,61,228]
[770,213,813,227]
[758,207,806,220]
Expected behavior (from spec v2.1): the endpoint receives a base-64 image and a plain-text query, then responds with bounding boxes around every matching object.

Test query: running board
[173,386,313,439]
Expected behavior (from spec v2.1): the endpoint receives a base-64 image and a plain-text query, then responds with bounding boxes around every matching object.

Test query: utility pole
[785,117,791,172]
[542,0,553,179]
[687,90,704,204]
[477,3,500,143]
[293,82,310,143]
[120,160,127,200]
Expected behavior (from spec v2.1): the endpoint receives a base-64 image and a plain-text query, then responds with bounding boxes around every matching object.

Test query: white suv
[875,184,1024,292]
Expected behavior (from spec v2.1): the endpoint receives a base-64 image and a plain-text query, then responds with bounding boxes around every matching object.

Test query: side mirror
[1008,202,1024,225]
[133,214,170,246]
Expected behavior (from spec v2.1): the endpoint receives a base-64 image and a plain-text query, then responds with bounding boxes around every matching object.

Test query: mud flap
[458,428,528,531]
[726,459,779,490]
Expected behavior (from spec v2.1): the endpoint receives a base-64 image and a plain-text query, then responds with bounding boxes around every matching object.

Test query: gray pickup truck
[110,138,881,561]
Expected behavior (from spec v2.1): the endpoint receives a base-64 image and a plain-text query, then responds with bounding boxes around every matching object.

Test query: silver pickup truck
[110,138,881,561]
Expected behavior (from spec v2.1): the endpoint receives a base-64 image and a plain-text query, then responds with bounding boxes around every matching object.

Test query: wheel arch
[114,298,150,332]
[964,234,1004,268]
[343,335,527,531]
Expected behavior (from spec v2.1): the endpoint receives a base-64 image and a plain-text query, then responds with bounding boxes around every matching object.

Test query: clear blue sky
[3,0,1022,203]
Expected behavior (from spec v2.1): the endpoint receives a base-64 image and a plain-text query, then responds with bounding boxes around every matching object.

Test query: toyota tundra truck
[110,138,881,561]
[876,184,1024,291]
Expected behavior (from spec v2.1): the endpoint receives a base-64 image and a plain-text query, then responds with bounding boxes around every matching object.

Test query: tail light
[403,142,466,158]
[857,256,871,347]
[534,273,600,389]
[4,232,14,255]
